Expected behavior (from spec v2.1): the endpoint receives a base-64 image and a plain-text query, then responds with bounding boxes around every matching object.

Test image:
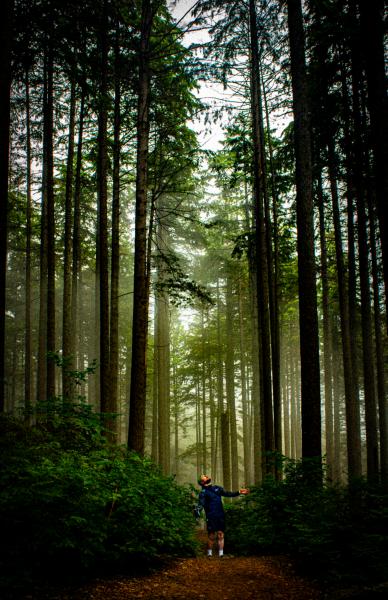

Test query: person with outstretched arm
[194,474,250,558]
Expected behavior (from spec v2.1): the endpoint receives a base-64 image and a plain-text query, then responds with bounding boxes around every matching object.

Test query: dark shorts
[206,515,225,533]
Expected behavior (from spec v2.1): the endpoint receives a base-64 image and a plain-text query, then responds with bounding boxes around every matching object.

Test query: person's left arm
[220,487,250,497]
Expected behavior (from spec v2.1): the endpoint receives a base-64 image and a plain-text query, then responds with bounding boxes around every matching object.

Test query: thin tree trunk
[368,194,388,485]
[62,79,76,398]
[351,32,379,482]
[331,320,343,483]
[128,0,153,454]
[327,136,361,480]
[226,274,239,490]
[359,0,388,328]
[24,68,32,417]
[45,44,56,400]
[173,362,179,478]
[287,0,321,461]
[71,88,85,372]
[152,314,158,463]
[216,279,224,481]
[221,410,231,490]
[249,0,274,469]
[201,310,207,473]
[356,188,378,481]
[317,170,334,480]
[97,3,110,418]
[262,65,281,456]
[238,280,250,483]
[0,0,13,411]
[109,27,122,441]
[156,220,170,475]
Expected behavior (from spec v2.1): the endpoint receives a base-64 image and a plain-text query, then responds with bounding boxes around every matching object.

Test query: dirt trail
[56,555,322,600]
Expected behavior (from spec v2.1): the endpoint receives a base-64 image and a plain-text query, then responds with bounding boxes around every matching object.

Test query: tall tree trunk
[151,314,158,463]
[201,310,207,473]
[128,0,153,454]
[248,245,262,483]
[109,28,122,441]
[71,88,85,372]
[173,362,179,478]
[97,3,110,419]
[25,69,32,417]
[356,187,378,481]
[287,0,321,460]
[359,0,388,328]
[62,79,76,398]
[37,67,48,404]
[282,342,290,458]
[238,280,251,483]
[368,194,388,485]
[262,67,281,456]
[156,221,170,475]
[317,170,334,479]
[327,137,361,479]
[0,0,13,411]
[216,279,224,481]
[331,321,343,483]
[221,410,231,490]
[351,29,379,482]
[45,44,56,400]
[226,274,239,489]
[249,0,274,470]
[317,171,334,473]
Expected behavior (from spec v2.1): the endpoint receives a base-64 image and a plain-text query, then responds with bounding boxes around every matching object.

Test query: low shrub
[0,406,197,593]
[225,456,388,586]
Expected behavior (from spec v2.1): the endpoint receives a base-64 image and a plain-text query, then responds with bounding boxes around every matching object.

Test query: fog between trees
[1,0,387,487]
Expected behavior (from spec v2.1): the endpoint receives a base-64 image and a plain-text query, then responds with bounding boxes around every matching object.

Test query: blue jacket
[197,485,239,518]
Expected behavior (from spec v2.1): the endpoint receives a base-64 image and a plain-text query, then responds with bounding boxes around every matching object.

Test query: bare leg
[207,532,215,555]
[217,531,224,556]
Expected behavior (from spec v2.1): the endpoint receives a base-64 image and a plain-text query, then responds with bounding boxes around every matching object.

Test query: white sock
[218,549,224,556]
[207,549,212,556]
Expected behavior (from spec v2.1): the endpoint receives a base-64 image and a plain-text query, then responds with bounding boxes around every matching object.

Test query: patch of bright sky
[168,0,234,151]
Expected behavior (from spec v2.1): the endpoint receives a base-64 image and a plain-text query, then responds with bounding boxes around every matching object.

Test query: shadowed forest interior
[1,0,387,597]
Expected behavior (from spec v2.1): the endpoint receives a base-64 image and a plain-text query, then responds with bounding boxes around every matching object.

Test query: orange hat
[198,474,211,486]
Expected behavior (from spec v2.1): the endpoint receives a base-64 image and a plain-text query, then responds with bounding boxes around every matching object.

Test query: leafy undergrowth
[0,404,198,598]
[225,457,388,589]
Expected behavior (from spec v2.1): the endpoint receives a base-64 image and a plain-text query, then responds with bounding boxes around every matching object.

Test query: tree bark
[128,0,153,454]
[327,136,361,479]
[45,44,56,400]
[71,88,85,373]
[249,0,274,470]
[109,27,122,441]
[156,221,171,474]
[368,193,388,486]
[226,273,239,489]
[359,0,388,329]
[317,170,334,479]
[24,69,32,417]
[0,0,13,411]
[62,78,76,398]
[287,0,321,460]
[96,2,110,419]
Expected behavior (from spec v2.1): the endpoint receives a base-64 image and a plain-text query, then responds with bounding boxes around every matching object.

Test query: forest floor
[24,531,325,600]
[52,554,322,600]
[17,532,388,600]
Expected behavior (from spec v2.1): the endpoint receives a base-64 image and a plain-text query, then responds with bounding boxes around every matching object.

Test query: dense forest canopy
[0,0,387,491]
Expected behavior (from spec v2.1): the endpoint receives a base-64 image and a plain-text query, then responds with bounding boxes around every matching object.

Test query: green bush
[0,406,197,592]
[225,456,388,586]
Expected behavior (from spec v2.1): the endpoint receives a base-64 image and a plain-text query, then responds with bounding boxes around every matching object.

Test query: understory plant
[225,455,388,586]
[0,401,197,593]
